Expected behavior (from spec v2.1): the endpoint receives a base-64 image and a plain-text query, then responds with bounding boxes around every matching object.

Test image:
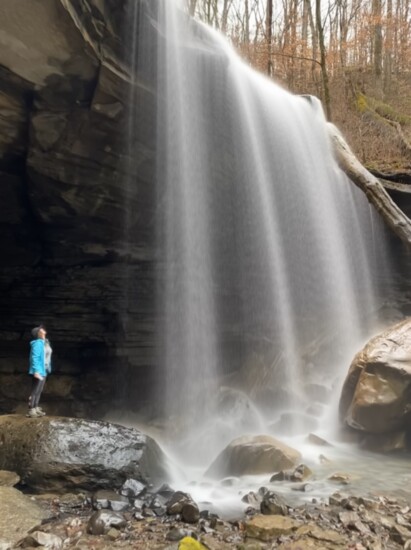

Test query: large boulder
[339,319,411,436]
[0,415,169,492]
[205,435,301,478]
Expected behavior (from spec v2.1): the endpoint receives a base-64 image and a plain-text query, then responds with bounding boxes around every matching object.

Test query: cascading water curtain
[127,0,391,464]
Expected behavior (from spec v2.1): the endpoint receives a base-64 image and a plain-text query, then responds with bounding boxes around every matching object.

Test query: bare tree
[315,0,332,119]
[266,0,273,75]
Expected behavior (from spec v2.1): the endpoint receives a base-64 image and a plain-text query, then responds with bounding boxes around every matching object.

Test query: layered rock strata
[0,0,158,415]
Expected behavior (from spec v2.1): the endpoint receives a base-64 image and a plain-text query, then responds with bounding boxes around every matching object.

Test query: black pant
[29,377,45,409]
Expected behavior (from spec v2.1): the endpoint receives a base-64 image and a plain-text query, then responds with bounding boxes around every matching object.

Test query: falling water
[127,1,388,466]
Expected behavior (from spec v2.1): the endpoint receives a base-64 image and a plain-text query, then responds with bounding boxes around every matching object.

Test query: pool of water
[110,413,411,519]
[168,434,411,518]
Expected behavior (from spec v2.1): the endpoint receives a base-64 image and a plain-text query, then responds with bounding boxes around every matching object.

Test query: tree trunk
[328,124,411,247]
[315,0,332,120]
[372,0,383,96]
[221,0,230,33]
[384,0,393,95]
[266,0,273,76]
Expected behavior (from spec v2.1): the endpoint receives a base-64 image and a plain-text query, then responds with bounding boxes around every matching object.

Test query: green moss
[355,93,411,125]
[356,93,368,113]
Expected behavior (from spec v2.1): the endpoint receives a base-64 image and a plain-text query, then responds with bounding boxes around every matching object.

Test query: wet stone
[107,527,121,540]
[270,464,312,483]
[133,498,145,510]
[59,493,85,510]
[167,492,189,515]
[328,472,351,485]
[143,506,156,517]
[121,478,146,498]
[87,510,127,535]
[182,501,201,523]
[92,489,129,512]
[329,492,348,506]
[290,464,313,482]
[20,531,63,549]
[270,471,286,482]
[241,491,261,507]
[167,491,197,516]
[260,491,288,516]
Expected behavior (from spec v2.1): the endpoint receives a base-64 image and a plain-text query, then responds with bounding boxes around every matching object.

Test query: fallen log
[378,179,411,194]
[328,123,411,247]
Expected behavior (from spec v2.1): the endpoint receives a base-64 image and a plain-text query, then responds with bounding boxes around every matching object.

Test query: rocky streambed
[1,415,411,550]
[2,463,411,550]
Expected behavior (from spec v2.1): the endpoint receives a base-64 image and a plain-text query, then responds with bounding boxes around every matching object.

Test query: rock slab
[244,515,301,542]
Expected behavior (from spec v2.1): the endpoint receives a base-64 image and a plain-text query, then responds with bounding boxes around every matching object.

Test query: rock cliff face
[0,0,159,415]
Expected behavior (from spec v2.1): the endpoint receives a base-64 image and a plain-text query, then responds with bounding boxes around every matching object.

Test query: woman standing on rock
[28,325,52,418]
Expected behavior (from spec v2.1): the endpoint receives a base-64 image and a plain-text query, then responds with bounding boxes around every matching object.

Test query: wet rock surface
[339,318,411,443]
[206,435,302,478]
[0,415,169,492]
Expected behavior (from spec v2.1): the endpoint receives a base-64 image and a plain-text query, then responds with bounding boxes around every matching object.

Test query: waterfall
[128,0,388,466]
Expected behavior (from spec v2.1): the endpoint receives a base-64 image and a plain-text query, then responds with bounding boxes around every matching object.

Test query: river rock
[121,478,146,498]
[92,490,130,511]
[270,463,313,483]
[167,491,200,523]
[205,435,301,478]
[244,515,301,542]
[0,415,168,492]
[339,318,411,435]
[0,487,47,548]
[260,491,288,515]
[19,531,63,549]
[87,510,127,535]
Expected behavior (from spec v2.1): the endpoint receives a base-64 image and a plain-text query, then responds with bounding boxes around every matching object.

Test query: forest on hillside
[188,0,411,172]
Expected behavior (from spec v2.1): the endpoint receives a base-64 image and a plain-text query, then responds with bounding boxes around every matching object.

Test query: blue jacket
[29,339,47,377]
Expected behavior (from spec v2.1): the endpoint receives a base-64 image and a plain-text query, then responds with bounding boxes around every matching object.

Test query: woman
[28,325,52,418]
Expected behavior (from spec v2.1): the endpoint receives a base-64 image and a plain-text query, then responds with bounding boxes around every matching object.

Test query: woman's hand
[34,373,44,381]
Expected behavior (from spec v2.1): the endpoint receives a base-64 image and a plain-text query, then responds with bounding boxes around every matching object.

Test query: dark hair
[31,325,45,338]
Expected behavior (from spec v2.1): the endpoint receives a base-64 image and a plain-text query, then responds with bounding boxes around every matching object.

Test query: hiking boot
[35,407,46,416]
[27,408,40,418]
